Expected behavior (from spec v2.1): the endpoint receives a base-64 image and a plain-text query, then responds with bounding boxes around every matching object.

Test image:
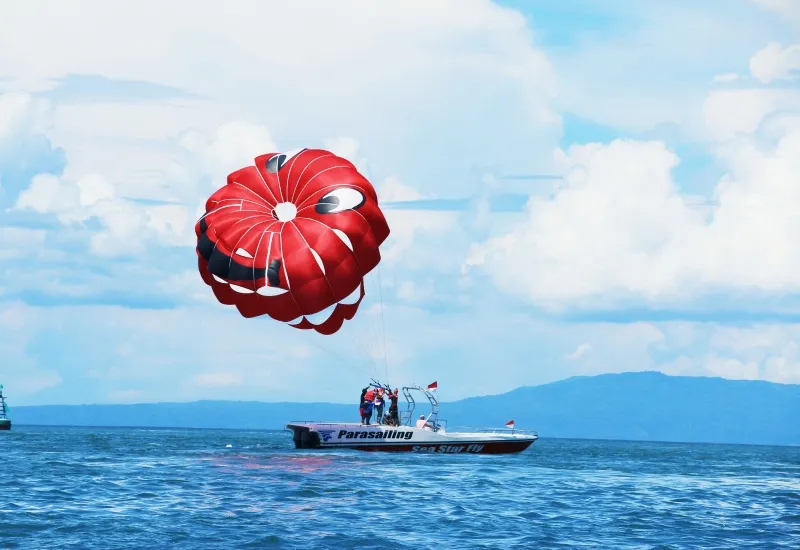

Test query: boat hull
[286,422,537,455]
[328,440,535,454]
[0,419,10,431]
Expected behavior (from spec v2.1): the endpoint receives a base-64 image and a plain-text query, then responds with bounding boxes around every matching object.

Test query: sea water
[1,426,798,549]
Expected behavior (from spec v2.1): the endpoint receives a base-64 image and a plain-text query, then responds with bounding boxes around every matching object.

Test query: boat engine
[290,426,321,449]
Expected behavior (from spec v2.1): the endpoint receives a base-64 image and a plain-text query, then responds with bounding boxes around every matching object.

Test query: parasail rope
[377,265,389,385]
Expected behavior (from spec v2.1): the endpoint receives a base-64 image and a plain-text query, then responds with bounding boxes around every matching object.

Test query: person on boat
[359,385,369,424]
[415,414,432,430]
[374,388,385,424]
[385,388,399,426]
[361,397,374,425]
[361,387,375,425]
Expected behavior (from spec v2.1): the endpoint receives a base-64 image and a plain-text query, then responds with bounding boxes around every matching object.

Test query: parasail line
[377,264,389,384]
[365,272,387,383]
[351,326,380,376]
[349,333,376,376]
[304,330,373,378]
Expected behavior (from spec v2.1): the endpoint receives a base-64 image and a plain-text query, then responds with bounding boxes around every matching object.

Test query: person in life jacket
[361,387,376,425]
[374,388,385,424]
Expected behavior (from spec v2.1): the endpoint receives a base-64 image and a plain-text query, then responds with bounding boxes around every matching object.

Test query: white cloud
[750,42,800,83]
[48,100,228,194]
[750,0,800,22]
[712,73,740,83]
[381,209,459,265]
[662,322,800,384]
[2,297,798,406]
[663,355,761,381]
[14,371,64,395]
[0,92,51,139]
[176,121,278,194]
[9,94,459,311]
[13,118,460,285]
[322,137,364,171]
[469,124,800,308]
[370,177,460,272]
[157,270,219,305]
[713,30,800,88]
[467,38,800,312]
[0,227,47,261]
[2,0,559,315]
[0,301,455,403]
[0,302,29,329]
[379,177,427,202]
[547,2,786,139]
[4,1,798,405]
[14,170,193,256]
[1,0,559,197]
[566,343,591,360]
[703,88,800,141]
[395,280,435,304]
[534,319,800,385]
[0,302,63,398]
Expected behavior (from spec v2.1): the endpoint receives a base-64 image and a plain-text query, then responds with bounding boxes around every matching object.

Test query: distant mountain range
[8,372,800,446]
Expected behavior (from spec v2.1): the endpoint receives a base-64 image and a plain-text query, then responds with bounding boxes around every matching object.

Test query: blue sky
[1,0,799,405]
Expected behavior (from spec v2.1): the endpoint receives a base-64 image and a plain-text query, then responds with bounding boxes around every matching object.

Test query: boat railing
[285,421,352,428]
[451,427,539,437]
[285,421,401,428]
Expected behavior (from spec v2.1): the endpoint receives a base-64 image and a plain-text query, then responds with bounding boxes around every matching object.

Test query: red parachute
[195,148,390,335]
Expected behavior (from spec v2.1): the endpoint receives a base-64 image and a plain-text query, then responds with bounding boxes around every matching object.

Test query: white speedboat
[285,384,538,454]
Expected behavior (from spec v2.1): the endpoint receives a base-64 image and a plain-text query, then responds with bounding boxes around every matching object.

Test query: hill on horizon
[7,371,799,446]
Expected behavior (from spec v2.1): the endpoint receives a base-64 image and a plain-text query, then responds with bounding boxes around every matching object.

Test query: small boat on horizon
[285,383,538,454]
[0,384,11,431]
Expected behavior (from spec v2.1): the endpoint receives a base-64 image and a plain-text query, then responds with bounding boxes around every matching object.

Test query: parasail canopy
[195,148,390,335]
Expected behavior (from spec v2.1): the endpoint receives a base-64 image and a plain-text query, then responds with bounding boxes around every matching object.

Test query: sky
[1,0,799,406]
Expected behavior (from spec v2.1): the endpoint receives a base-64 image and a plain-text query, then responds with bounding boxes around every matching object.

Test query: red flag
[426,381,438,391]
[505,420,515,429]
